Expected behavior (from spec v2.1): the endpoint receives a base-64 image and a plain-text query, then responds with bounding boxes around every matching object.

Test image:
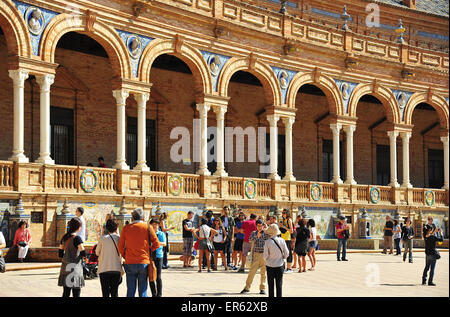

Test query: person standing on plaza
[118,208,160,297]
[393,219,402,256]
[401,218,414,263]
[203,210,215,270]
[182,211,195,268]
[13,220,31,262]
[232,212,245,270]
[212,218,228,271]
[239,213,257,273]
[382,216,394,254]
[149,219,166,297]
[336,215,349,261]
[291,215,301,269]
[220,206,235,269]
[0,230,6,273]
[263,224,289,297]
[423,216,437,237]
[96,218,122,297]
[241,219,268,295]
[279,209,294,273]
[58,217,85,297]
[422,224,444,286]
[159,212,175,269]
[75,207,87,243]
[307,219,317,270]
[193,218,218,273]
[294,219,310,273]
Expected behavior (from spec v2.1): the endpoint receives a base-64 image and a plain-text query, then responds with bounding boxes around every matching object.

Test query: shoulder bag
[147,226,157,283]
[0,255,5,273]
[108,234,125,277]
[201,226,214,253]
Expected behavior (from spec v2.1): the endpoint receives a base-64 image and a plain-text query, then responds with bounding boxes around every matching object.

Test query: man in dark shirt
[220,206,235,269]
[401,218,415,263]
[182,211,195,268]
[382,216,394,254]
[422,224,443,286]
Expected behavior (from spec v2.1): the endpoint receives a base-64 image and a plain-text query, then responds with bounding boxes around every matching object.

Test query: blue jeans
[337,238,347,260]
[123,264,149,297]
[224,239,232,265]
[422,255,437,284]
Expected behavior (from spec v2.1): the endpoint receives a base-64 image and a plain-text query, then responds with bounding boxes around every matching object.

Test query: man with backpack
[336,215,350,261]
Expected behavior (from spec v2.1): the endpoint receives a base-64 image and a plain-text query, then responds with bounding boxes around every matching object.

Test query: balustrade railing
[0,161,14,190]
[0,162,448,208]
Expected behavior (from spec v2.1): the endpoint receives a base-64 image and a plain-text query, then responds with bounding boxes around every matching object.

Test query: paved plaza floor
[0,252,448,297]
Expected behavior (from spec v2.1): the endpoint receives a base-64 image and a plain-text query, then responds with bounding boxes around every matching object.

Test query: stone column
[387,130,400,187]
[36,74,55,165]
[344,125,356,185]
[282,117,295,181]
[134,93,150,171]
[400,131,412,188]
[330,123,343,184]
[441,136,449,190]
[113,90,130,170]
[213,105,228,177]
[196,104,211,176]
[8,69,29,163]
[267,114,280,180]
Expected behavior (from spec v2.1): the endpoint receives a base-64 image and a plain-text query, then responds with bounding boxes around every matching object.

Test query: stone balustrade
[1,162,448,208]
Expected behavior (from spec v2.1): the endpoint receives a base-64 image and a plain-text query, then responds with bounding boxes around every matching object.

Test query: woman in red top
[13,221,32,262]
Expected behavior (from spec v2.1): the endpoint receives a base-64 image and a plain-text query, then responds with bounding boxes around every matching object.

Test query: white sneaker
[285,269,293,273]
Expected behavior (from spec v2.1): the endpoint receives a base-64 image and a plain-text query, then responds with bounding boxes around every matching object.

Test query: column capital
[387,130,399,139]
[113,89,129,105]
[400,131,412,140]
[36,74,55,92]
[212,105,227,116]
[196,103,210,114]
[281,116,295,128]
[343,124,356,134]
[441,136,449,144]
[133,92,150,106]
[9,69,29,87]
[330,122,342,134]
[267,114,280,126]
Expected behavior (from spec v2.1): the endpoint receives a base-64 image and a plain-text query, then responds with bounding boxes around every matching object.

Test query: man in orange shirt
[118,208,160,297]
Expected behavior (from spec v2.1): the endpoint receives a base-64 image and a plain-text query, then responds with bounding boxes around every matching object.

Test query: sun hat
[266,224,281,237]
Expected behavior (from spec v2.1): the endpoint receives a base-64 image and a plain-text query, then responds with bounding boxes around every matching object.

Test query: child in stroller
[83,244,99,279]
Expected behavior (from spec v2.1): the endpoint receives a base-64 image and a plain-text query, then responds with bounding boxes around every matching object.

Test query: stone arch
[403,92,449,130]
[39,13,132,80]
[347,83,401,124]
[286,71,344,115]
[217,56,282,106]
[138,38,212,96]
[0,0,32,58]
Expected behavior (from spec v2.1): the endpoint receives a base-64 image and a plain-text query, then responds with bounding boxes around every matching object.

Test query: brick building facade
[0,0,448,254]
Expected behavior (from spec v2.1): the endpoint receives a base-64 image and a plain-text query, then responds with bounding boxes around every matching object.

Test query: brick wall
[0,34,444,186]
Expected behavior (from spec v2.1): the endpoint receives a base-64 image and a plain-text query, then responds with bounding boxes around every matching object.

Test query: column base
[389,181,400,188]
[35,156,55,165]
[344,179,357,185]
[134,162,150,172]
[401,182,413,188]
[114,161,130,170]
[269,173,281,180]
[332,177,343,184]
[197,168,211,176]
[9,153,29,163]
[442,183,449,190]
[283,174,296,181]
[214,169,228,177]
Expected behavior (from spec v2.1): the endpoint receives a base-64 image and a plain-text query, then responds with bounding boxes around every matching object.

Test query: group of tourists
[0,205,445,297]
[181,207,320,297]
[58,207,167,297]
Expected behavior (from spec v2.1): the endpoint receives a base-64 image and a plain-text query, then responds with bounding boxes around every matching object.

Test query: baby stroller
[83,244,99,280]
